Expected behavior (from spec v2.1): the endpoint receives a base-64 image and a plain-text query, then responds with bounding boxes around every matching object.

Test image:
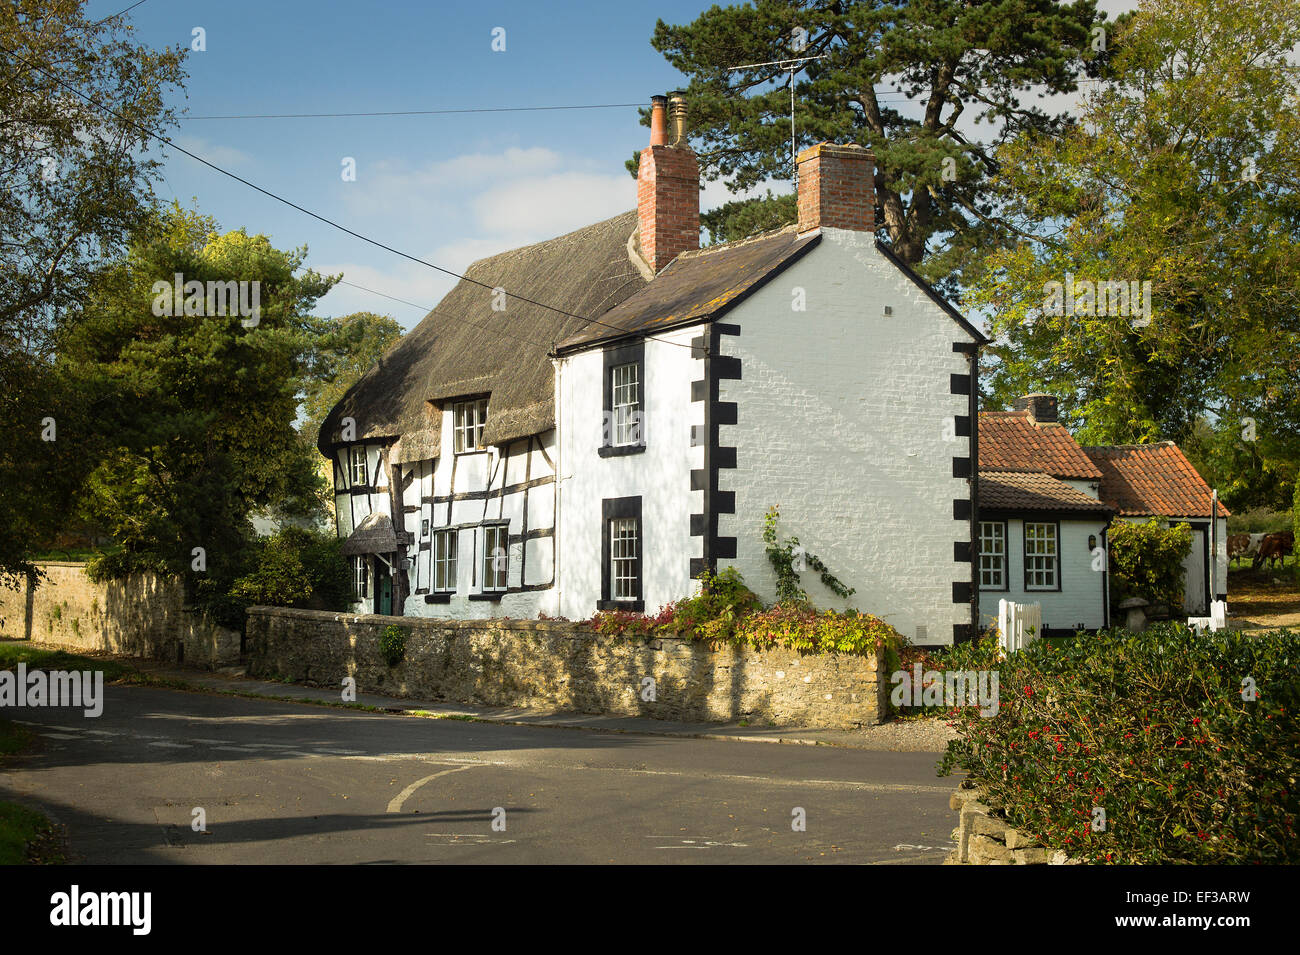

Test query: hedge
[939,624,1300,863]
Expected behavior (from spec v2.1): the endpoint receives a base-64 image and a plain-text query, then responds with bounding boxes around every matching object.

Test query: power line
[329,278,554,352]
[1,45,694,350]
[92,0,149,27]
[182,102,645,121]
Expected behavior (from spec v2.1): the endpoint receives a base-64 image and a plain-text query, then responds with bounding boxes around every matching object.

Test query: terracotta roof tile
[979,470,1113,515]
[1082,444,1230,518]
[978,411,1103,479]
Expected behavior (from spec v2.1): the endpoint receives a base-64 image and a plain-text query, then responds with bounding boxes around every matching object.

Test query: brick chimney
[1013,393,1059,424]
[795,142,875,233]
[637,91,699,273]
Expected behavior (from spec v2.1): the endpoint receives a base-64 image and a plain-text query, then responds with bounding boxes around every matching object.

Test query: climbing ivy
[762,506,855,605]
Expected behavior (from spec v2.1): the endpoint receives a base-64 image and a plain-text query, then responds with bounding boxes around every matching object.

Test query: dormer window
[349,446,368,486]
[453,398,489,453]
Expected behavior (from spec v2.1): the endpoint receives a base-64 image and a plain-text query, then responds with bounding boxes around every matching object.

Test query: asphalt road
[1,686,958,864]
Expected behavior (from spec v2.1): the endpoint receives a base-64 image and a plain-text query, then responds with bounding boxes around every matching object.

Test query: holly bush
[939,624,1300,863]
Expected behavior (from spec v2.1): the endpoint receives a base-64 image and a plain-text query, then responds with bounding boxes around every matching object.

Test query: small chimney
[795,142,875,234]
[637,92,699,274]
[1013,393,1059,424]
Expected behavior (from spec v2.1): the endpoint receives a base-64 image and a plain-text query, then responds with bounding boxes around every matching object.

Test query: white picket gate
[998,599,1042,654]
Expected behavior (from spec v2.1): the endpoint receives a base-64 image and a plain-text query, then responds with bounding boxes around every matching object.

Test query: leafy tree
[967,0,1300,491]
[635,0,1105,281]
[1108,518,1193,611]
[1182,416,1295,515]
[300,311,403,446]
[60,204,337,623]
[0,0,185,581]
[702,191,797,245]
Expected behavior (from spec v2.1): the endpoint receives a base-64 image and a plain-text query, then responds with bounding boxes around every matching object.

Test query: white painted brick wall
[715,227,978,645]
[555,325,702,619]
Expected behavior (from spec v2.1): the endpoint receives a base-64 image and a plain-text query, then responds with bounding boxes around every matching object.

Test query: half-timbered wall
[394,417,559,619]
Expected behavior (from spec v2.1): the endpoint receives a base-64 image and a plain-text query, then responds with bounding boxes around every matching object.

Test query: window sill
[598,443,646,458]
[597,599,644,612]
[468,592,506,602]
[423,593,452,604]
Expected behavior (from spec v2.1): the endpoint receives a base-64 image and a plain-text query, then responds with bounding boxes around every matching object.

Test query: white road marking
[387,765,476,813]
[147,741,191,749]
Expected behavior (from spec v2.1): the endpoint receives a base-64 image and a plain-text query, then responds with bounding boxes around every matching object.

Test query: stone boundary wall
[0,562,240,669]
[245,606,887,729]
[946,780,1079,865]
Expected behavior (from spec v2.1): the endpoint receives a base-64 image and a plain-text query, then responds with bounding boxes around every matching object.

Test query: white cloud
[170,135,253,168]
[473,171,632,237]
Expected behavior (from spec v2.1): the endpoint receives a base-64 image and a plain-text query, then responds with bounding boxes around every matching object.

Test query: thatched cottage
[319,93,988,645]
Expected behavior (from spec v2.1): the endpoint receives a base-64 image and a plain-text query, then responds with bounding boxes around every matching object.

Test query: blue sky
[91,0,1134,327]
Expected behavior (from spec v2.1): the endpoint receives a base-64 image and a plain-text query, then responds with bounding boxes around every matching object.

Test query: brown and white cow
[1253,531,1295,571]
[1227,533,1252,565]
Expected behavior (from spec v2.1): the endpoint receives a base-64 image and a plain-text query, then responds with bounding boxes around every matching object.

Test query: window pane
[1025,523,1058,589]
[978,521,1005,588]
[611,517,638,599]
[611,363,640,446]
[483,526,507,590]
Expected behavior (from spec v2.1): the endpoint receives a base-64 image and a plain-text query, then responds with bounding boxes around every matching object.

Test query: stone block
[967,834,1014,864]
[1012,847,1049,864]
[971,813,1011,841]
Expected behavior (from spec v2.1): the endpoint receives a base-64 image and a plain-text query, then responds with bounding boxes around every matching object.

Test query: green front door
[376,561,393,615]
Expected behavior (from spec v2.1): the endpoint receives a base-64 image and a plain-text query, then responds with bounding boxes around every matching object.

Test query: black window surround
[599,341,646,458]
[1023,520,1062,592]
[598,495,644,611]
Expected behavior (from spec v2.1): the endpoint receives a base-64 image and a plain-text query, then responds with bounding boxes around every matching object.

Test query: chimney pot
[667,90,688,146]
[649,95,667,147]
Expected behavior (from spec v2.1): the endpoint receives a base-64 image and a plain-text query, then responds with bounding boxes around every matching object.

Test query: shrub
[229,534,312,607]
[379,625,408,667]
[895,636,1004,716]
[589,567,902,661]
[228,528,350,611]
[939,624,1300,863]
[1108,517,1192,610]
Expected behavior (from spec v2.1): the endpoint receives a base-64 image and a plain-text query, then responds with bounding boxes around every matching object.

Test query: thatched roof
[318,211,647,456]
[341,512,404,555]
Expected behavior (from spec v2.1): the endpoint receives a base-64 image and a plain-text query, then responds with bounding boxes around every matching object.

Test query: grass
[0,802,64,865]
[0,718,65,864]
[0,642,155,684]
